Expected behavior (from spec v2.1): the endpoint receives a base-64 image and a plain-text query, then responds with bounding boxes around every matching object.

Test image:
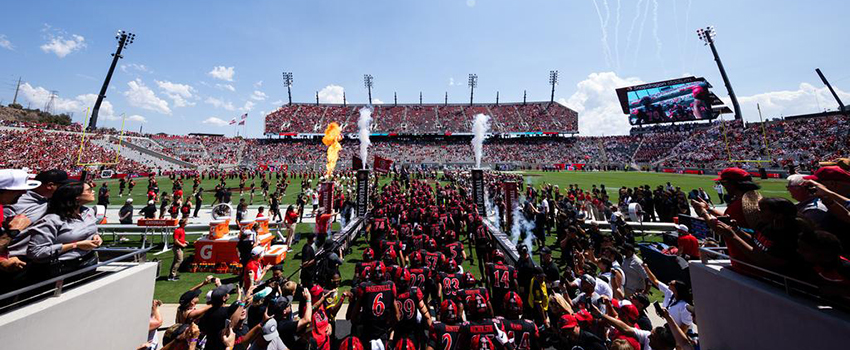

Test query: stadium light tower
[549,70,559,103]
[282,72,293,105]
[697,26,742,120]
[89,30,135,131]
[364,74,374,105]
[468,73,478,106]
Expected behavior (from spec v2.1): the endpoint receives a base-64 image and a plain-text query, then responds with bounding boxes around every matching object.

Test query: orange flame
[322,122,342,177]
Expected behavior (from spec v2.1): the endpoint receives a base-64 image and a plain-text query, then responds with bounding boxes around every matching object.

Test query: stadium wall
[0,262,157,350]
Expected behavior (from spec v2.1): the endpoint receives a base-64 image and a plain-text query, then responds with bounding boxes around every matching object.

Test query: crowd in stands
[661,115,850,171]
[263,103,579,135]
[0,128,145,173]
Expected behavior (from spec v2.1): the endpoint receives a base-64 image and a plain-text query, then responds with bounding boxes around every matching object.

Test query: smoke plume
[358,108,372,169]
[471,114,490,168]
[510,199,536,253]
[322,122,342,177]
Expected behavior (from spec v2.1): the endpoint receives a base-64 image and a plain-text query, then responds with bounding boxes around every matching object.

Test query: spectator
[621,244,650,297]
[169,219,188,281]
[643,264,694,334]
[119,198,134,224]
[0,169,39,280]
[243,246,271,291]
[26,182,102,280]
[555,313,606,350]
[198,284,238,350]
[300,233,317,288]
[676,225,700,259]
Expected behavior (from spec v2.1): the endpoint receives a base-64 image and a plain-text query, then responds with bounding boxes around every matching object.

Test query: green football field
[111,170,789,303]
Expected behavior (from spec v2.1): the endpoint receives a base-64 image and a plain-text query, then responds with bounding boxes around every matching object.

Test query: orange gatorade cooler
[209,219,230,239]
[255,217,270,235]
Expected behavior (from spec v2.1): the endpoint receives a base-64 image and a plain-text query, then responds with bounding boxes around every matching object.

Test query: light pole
[697,26,742,120]
[364,74,374,105]
[468,73,478,106]
[282,72,293,105]
[549,70,559,103]
[90,30,135,131]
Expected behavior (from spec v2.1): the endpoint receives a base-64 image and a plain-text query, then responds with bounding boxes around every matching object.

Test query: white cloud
[241,100,255,112]
[254,80,263,88]
[373,98,384,105]
[467,0,476,8]
[155,80,196,107]
[0,34,13,50]
[449,77,456,86]
[205,97,236,111]
[318,85,345,103]
[558,71,643,136]
[18,83,115,120]
[216,83,236,92]
[127,114,147,123]
[40,27,86,58]
[271,99,284,106]
[124,79,171,115]
[120,63,150,74]
[730,83,850,121]
[208,66,235,81]
[250,90,267,101]
[202,117,230,127]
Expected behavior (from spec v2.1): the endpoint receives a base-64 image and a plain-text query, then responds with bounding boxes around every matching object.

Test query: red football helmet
[383,247,397,263]
[340,336,364,350]
[372,261,387,281]
[471,335,496,350]
[493,250,505,262]
[362,248,375,262]
[440,299,459,322]
[464,272,477,287]
[504,291,523,314]
[447,260,458,273]
[398,268,412,286]
[393,338,416,350]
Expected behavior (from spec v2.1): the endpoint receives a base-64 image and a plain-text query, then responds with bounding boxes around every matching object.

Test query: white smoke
[471,114,490,168]
[652,0,663,63]
[614,0,622,70]
[358,108,372,169]
[591,0,613,68]
[485,191,500,230]
[624,0,645,62]
[509,199,536,252]
[634,0,651,61]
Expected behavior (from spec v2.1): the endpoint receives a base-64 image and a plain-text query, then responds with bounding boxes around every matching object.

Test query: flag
[238,120,245,125]
[240,113,248,120]
[229,118,237,125]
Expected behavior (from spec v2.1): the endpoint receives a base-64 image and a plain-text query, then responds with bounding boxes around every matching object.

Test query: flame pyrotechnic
[322,122,342,177]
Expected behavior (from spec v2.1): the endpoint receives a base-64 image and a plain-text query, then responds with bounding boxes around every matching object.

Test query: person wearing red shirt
[284,205,299,251]
[676,225,700,259]
[168,219,187,281]
[243,246,269,291]
[315,208,336,247]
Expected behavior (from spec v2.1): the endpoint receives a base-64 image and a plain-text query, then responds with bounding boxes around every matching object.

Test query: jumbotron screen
[615,76,719,126]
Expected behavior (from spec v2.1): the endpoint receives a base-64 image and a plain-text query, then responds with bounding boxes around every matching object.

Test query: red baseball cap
[575,309,594,323]
[804,166,850,183]
[714,167,752,182]
[620,304,639,321]
[559,314,578,329]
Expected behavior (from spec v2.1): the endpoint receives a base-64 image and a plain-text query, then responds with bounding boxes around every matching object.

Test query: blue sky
[1,0,848,136]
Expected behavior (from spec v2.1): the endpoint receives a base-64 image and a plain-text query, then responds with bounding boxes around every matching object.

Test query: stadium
[1,2,850,350]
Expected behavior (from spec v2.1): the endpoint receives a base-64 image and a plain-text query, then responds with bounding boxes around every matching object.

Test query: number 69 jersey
[354,280,398,338]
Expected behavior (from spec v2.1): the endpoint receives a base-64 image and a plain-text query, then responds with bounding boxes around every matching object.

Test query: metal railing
[697,246,848,311]
[0,247,151,313]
